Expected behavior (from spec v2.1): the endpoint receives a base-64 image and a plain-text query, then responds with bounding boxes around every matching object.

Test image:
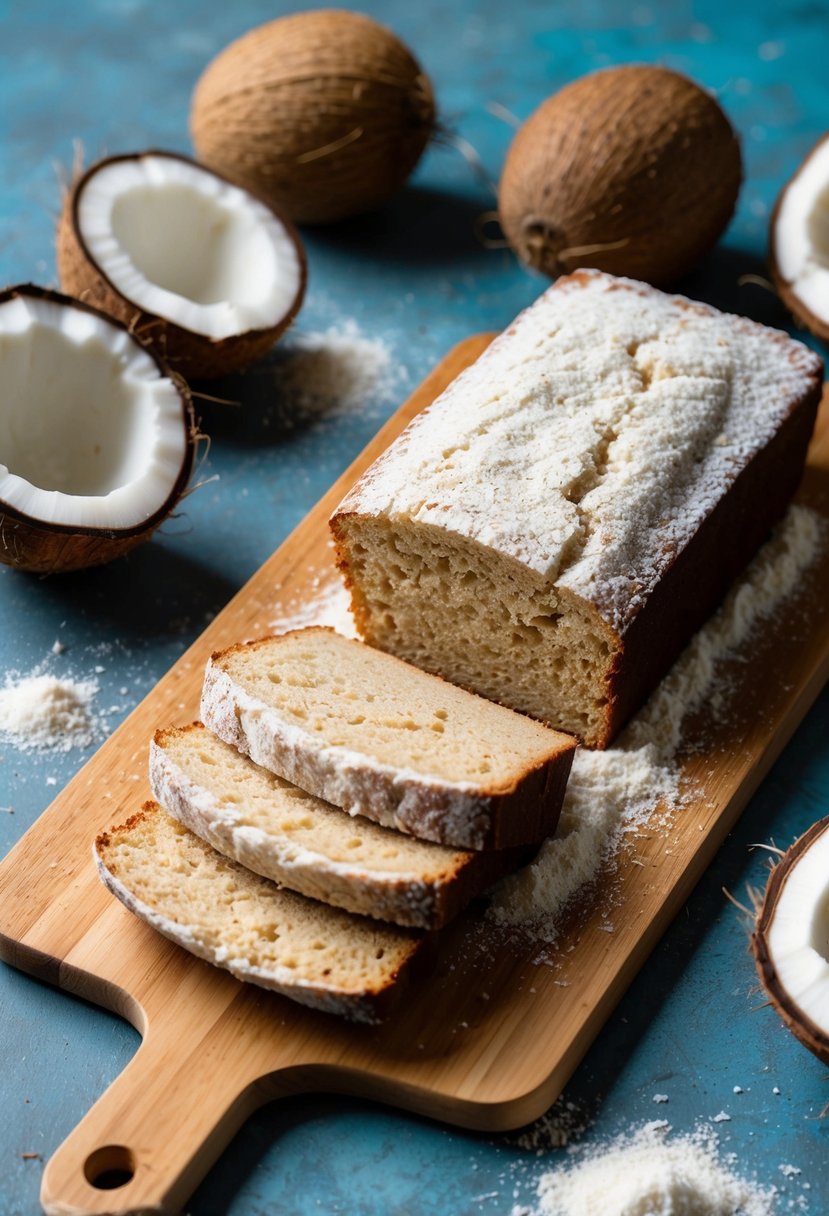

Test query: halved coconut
[771,134,829,341]
[57,151,307,380]
[752,816,829,1065]
[0,286,195,574]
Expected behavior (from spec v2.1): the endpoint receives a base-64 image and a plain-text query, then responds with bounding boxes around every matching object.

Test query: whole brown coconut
[498,65,742,287]
[190,9,435,225]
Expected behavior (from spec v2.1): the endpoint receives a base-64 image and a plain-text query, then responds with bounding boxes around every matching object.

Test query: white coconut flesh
[76,155,302,340]
[763,822,829,1035]
[0,293,188,530]
[774,138,829,319]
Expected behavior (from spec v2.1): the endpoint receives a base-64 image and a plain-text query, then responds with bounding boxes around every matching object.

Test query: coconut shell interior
[770,132,829,343]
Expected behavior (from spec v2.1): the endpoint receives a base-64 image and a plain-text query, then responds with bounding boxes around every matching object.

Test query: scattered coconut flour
[490,504,826,938]
[523,1121,779,1216]
[270,577,357,638]
[0,671,100,752]
[270,319,406,419]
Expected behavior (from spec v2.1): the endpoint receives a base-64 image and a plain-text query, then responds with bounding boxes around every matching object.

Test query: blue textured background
[1,0,828,1212]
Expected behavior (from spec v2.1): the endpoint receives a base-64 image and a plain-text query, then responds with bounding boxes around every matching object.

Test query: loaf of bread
[150,723,528,928]
[331,271,823,748]
[200,627,576,850]
[94,802,425,1023]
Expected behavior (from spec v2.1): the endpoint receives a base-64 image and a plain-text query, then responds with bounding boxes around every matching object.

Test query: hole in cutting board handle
[84,1144,136,1190]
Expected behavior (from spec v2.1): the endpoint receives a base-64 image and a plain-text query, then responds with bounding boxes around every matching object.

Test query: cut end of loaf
[94,801,424,1023]
[332,516,620,748]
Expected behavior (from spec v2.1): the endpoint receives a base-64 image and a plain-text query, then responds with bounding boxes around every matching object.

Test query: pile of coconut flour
[0,669,99,752]
[489,503,825,939]
[520,1121,778,1216]
[269,319,406,419]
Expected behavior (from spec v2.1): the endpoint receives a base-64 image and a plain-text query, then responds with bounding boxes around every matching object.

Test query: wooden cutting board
[2,336,828,1216]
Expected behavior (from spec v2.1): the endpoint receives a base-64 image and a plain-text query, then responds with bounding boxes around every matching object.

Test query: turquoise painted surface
[0,0,828,1212]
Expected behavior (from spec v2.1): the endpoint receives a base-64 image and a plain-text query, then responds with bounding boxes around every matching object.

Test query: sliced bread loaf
[200,627,576,851]
[331,270,823,747]
[150,723,528,928]
[94,802,425,1023]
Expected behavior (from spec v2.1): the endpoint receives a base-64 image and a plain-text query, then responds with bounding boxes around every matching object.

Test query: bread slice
[150,723,528,928]
[331,270,823,748]
[200,627,576,851]
[94,802,425,1023]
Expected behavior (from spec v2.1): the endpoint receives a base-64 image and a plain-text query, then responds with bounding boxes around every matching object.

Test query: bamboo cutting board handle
[39,1004,300,1216]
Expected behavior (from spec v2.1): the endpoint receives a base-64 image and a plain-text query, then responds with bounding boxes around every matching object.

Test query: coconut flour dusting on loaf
[491,504,826,937]
[340,271,820,631]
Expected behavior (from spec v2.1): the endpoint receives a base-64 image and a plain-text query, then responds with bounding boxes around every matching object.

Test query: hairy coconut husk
[498,65,742,287]
[57,151,307,381]
[190,9,435,225]
[0,510,171,575]
[751,816,829,1066]
[770,132,829,342]
[0,285,196,575]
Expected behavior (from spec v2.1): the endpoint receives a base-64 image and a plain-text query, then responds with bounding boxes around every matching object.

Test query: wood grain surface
[1,336,828,1216]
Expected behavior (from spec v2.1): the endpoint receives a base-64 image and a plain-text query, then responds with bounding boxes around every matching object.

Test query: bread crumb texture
[150,723,520,928]
[95,802,422,1021]
[201,628,575,849]
[155,723,469,874]
[490,504,826,936]
[209,628,566,787]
